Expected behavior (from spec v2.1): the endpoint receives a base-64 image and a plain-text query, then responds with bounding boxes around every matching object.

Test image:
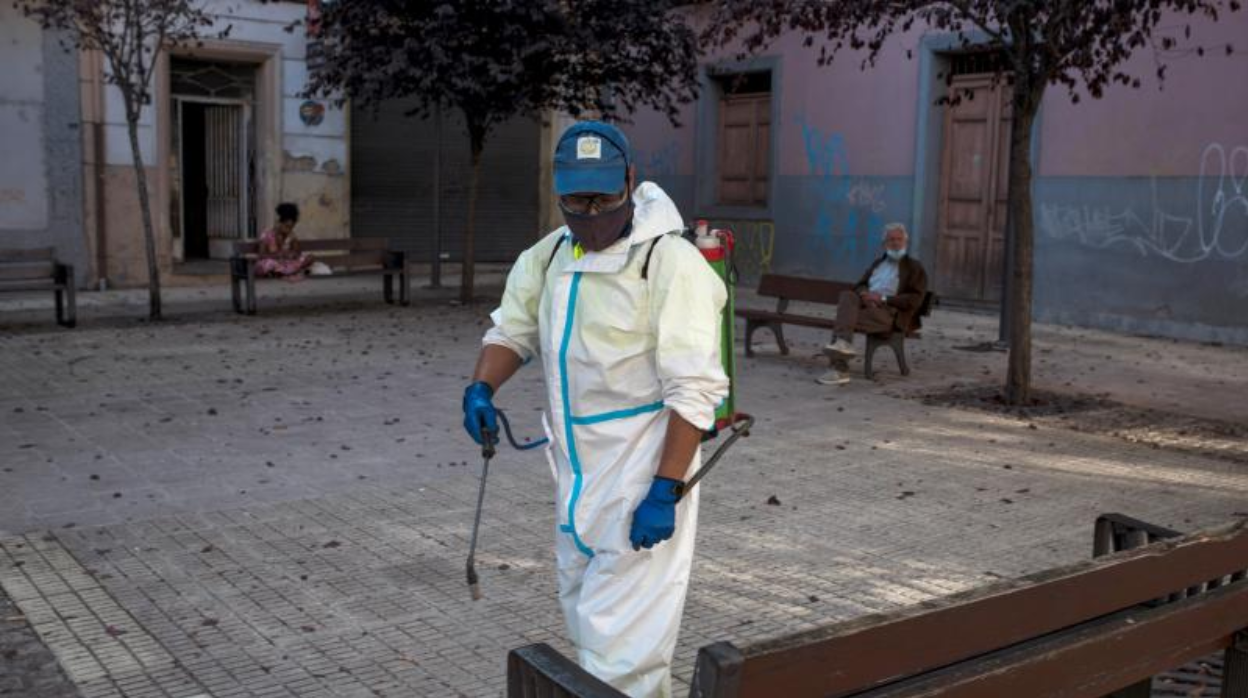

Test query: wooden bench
[734,274,935,379]
[0,247,76,327]
[229,237,409,315]
[506,515,1248,697]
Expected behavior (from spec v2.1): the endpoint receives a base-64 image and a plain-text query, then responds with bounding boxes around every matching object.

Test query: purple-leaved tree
[16,0,227,320]
[709,0,1240,404]
[305,0,701,304]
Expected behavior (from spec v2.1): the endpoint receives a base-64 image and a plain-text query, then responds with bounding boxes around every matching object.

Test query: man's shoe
[823,338,857,359]
[816,369,851,386]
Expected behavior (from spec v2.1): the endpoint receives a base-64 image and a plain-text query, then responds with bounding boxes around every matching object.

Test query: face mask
[562,198,635,252]
[886,248,906,261]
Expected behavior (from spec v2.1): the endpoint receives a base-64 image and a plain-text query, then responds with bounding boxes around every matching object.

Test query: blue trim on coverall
[570,401,665,425]
[559,273,595,558]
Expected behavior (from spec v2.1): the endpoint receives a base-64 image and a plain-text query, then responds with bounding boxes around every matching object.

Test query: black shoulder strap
[641,228,693,280]
[640,237,663,280]
[543,235,567,274]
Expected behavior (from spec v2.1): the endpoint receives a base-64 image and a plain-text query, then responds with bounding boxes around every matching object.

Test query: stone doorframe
[155,39,282,264]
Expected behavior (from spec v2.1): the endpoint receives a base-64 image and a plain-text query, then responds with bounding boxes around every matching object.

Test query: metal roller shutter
[350,99,542,263]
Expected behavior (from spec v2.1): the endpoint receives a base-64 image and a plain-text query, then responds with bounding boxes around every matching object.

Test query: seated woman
[256,203,315,279]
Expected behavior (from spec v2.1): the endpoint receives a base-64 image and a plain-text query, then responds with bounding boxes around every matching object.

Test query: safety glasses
[558,191,629,215]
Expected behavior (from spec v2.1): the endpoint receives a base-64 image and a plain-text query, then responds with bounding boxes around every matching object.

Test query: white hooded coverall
[483,182,729,697]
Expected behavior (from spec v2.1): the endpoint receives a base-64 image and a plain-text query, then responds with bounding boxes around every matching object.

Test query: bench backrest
[506,518,1248,698]
[756,274,854,305]
[508,644,621,698]
[0,247,59,282]
[233,237,396,271]
[692,519,1248,697]
[232,237,390,255]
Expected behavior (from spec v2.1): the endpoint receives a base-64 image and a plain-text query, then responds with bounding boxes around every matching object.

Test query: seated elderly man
[819,223,928,385]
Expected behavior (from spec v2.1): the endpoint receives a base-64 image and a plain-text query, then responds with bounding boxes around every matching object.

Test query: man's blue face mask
[886,248,906,261]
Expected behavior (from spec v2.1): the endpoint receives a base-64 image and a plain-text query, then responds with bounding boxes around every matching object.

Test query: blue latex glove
[462,381,498,446]
[629,476,683,551]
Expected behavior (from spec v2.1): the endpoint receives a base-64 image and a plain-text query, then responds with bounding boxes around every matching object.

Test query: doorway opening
[170,58,257,262]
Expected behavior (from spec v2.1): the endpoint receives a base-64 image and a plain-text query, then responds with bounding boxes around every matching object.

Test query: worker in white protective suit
[462,121,729,697]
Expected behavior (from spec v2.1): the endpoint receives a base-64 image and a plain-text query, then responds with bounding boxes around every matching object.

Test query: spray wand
[465,427,495,601]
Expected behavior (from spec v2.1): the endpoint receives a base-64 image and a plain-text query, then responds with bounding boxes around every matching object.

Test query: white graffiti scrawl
[1038,143,1248,264]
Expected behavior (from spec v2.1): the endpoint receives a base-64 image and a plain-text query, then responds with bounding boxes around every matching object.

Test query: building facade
[624,8,1248,345]
[0,0,349,289]
[0,4,87,285]
[1,0,556,291]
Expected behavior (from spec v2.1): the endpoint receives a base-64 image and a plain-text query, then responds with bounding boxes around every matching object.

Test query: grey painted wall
[1033,174,1248,345]
[652,167,1248,346]
[0,15,86,286]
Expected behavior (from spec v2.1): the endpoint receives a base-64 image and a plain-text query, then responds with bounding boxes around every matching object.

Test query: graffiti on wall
[635,141,681,181]
[1038,143,1248,264]
[797,116,888,267]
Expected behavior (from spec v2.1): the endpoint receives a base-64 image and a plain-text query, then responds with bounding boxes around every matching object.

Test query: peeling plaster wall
[275,41,348,241]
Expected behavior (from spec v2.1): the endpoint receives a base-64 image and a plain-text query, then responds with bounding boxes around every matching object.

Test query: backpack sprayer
[466,221,754,600]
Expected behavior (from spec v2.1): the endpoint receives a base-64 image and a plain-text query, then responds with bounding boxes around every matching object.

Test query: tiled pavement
[1,278,1246,697]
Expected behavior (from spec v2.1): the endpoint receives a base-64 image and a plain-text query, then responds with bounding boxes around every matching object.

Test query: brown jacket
[854,254,929,334]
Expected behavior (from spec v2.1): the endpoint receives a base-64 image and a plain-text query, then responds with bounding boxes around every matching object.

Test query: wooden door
[717,93,770,207]
[936,74,1012,302]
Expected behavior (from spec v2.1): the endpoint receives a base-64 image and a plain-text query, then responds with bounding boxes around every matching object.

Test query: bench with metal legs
[1,247,76,328]
[229,238,409,315]
[864,332,911,380]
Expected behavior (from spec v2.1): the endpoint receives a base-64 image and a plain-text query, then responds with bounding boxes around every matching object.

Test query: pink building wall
[622,8,1248,344]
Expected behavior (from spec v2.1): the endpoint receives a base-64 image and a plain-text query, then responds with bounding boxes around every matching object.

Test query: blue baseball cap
[553,121,631,196]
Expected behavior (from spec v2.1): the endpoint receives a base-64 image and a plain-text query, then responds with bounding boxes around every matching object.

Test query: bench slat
[736,520,1248,697]
[735,308,836,328]
[757,274,854,304]
[232,238,392,256]
[298,238,389,252]
[852,581,1248,698]
[0,247,54,262]
[507,644,623,697]
[0,262,56,281]
[0,279,57,292]
[320,251,389,270]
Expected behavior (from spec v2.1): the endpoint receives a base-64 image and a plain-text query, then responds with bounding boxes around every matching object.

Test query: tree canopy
[307,0,702,145]
[708,0,1242,110]
[307,0,703,303]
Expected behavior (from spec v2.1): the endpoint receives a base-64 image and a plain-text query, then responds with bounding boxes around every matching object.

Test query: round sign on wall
[299,100,326,127]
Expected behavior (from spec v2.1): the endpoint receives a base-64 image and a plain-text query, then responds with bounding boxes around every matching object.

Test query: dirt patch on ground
[912,383,1248,467]
[0,585,80,698]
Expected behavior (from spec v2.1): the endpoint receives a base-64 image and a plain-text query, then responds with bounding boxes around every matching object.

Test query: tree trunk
[460,139,483,305]
[126,112,163,320]
[1004,84,1040,406]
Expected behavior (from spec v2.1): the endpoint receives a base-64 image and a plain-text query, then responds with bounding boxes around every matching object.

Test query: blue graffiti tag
[635,142,681,180]
[797,116,886,267]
